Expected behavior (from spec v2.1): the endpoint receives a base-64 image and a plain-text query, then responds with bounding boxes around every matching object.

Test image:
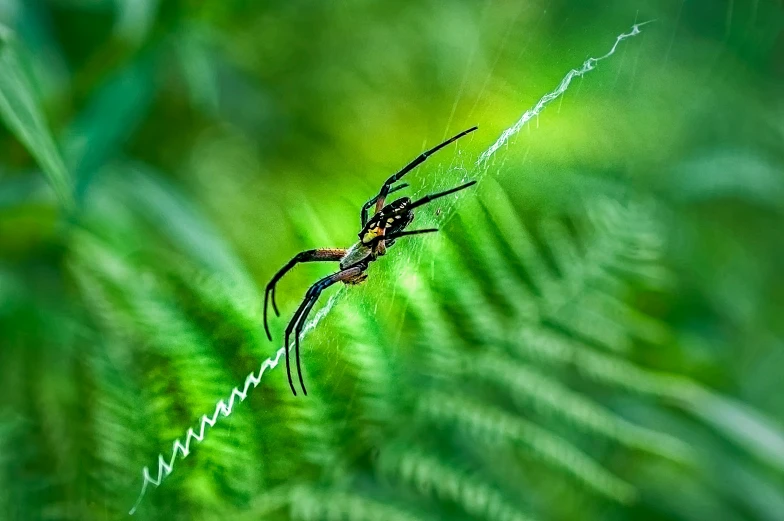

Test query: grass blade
[0,29,72,209]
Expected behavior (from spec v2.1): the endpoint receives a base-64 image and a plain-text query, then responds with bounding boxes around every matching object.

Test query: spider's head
[359,197,414,245]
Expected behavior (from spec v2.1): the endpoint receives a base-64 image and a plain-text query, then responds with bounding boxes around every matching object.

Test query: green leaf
[63,54,157,201]
[0,28,72,209]
[684,389,784,474]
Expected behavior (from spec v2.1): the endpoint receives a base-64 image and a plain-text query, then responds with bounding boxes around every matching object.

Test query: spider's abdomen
[340,242,372,270]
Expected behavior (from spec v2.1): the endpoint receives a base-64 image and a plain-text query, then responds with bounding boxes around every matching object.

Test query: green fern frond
[71,232,263,509]
[290,486,426,521]
[467,351,693,464]
[378,444,538,521]
[512,326,700,400]
[417,390,637,504]
[334,305,401,439]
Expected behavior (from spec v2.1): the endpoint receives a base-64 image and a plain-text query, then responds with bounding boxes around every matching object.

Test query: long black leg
[283,266,364,396]
[386,228,439,240]
[361,183,409,226]
[264,249,346,341]
[286,284,326,396]
[409,180,477,209]
[372,126,478,213]
[283,288,318,396]
[292,287,332,395]
[374,228,439,250]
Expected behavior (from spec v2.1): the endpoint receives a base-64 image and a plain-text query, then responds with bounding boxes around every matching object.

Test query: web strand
[476,20,653,167]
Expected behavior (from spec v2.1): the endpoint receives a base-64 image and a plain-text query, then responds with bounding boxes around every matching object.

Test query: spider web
[128,21,651,515]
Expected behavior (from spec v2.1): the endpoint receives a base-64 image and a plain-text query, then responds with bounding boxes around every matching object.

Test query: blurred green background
[1,0,783,520]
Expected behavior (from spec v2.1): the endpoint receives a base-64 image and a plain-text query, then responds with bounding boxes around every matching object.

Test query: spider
[263,126,478,396]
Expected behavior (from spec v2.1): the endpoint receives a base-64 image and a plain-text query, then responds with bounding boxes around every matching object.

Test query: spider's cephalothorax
[263,126,479,396]
[359,197,414,248]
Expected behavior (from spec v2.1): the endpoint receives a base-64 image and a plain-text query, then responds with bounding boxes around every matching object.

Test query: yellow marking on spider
[362,226,383,242]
